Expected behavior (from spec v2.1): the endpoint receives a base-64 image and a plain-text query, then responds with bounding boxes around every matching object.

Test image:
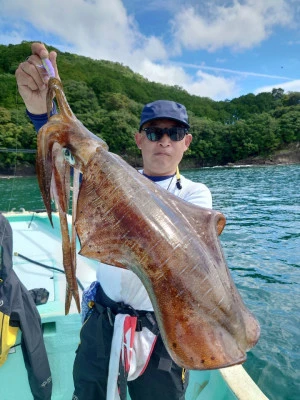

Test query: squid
[36,77,260,370]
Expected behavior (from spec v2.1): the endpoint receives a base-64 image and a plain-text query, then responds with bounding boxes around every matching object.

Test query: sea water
[186,164,300,400]
[1,164,299,400]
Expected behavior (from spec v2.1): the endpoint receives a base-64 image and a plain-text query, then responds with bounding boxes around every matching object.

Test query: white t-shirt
[96,173,212,311]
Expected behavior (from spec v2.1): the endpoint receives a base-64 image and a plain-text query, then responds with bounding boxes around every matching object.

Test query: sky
[1,0,300,101]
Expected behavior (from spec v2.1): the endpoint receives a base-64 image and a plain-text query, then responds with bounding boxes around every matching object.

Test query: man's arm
[180,177,213,209]
[26,105,57,132]
[185,185,212,209]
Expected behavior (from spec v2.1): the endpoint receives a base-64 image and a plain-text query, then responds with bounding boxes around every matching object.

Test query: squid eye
[62,148,75,165]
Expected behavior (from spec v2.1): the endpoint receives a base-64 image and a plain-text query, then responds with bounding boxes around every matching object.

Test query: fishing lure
[42,58,55,78]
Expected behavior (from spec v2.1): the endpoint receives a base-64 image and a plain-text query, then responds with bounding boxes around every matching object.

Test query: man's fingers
[31,42,48,59]
[18,59,47,90]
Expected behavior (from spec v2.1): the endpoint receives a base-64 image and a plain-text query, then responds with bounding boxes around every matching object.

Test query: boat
[0,210,268,399]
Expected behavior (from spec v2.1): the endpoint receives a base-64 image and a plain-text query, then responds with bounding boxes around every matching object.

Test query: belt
[93,284,159,358]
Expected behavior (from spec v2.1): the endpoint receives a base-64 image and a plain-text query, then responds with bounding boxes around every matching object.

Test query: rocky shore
[227,141,300,167]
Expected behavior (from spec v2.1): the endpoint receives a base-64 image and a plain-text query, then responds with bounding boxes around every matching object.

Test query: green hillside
[0,41,299,170]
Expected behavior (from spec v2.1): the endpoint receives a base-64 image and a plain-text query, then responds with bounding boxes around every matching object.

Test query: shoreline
[1,141,299,177]
[1,160,299,179]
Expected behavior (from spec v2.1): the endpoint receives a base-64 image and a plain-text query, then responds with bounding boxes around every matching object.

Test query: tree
[63,80,99,114]
[246,113,280,155]
[283,92,300,106]
[0,42,299,169]
[100,109,140,156]
[0,74,16,108]
[276,109,300,143]
[272,88,284,100]
[189,116,227,165]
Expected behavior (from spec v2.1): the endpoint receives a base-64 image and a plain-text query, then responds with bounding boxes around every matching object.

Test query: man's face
[135,119,192,176]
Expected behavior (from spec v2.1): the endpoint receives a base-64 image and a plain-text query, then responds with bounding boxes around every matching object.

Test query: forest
[0,41,299,170]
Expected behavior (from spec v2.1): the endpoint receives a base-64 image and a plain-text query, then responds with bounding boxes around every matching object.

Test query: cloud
[190,70,240,100]
[138,60,240,100]
[0,0,240,100]
[0,0,167,64]
[254,80,300,94]
[172,62,293,80]
[171,0,293,51]
[1,0,297,101]
[288,40,300,45]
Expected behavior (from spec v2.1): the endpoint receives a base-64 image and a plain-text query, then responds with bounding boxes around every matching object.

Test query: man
[16,43,212,400]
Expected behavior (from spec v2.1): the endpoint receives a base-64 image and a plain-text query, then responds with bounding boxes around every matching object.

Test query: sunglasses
[141,126,188,142]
